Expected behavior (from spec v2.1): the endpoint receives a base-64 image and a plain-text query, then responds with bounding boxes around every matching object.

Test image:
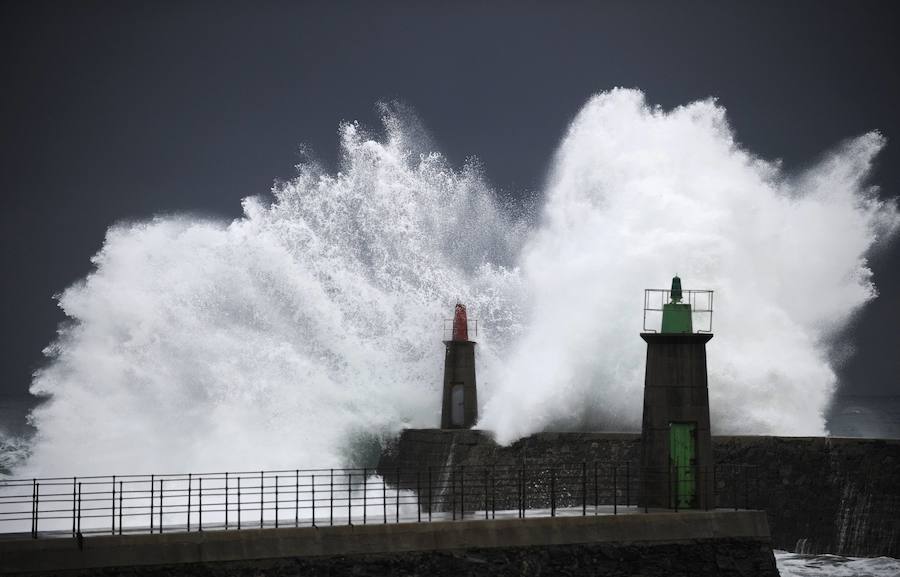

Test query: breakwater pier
[1,459,776,576]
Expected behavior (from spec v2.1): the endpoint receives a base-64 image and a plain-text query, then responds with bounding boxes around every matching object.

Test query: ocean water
[0,397,33,476]
[828,396,900,439]
[776,550,900,577]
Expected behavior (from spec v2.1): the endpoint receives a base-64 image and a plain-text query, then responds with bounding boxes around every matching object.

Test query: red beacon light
[452,303,469,342]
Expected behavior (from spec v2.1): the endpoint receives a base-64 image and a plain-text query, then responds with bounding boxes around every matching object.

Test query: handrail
[643,288,714,333]
[0,462,761,539]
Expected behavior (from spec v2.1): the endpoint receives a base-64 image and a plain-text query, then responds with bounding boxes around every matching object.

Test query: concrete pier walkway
[1,509,772,575]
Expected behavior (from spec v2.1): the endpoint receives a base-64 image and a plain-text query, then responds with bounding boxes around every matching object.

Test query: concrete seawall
[0,510,775,576]
[377,430,900,556]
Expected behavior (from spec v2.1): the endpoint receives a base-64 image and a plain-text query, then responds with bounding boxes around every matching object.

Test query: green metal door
[669,422,696,508]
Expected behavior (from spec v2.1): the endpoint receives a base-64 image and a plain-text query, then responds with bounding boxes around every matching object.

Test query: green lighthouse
[639,277,714,510]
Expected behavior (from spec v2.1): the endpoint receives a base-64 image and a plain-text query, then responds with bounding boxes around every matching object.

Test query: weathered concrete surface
[5,539,778,577]
[640,333,714,509]
[378,430,900,556]
[715,435,900,557]
[441,340,478,429]
[0,511,770,575]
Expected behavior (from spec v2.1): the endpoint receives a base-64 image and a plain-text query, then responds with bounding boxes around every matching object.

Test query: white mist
[481,89,898,442]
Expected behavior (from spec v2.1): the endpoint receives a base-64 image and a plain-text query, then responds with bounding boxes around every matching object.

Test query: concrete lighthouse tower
[440,303,478,429]
[639,276,714,509]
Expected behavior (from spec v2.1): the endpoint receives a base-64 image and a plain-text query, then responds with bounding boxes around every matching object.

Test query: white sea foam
[15,90,899,476]
[21,107,524,476]
[480,89,898,442]
[0,433,30,478]
[776,550,900,577]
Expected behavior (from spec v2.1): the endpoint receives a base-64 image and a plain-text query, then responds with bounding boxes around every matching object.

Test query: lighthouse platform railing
[643,288,714,333]
[442,318,478,341]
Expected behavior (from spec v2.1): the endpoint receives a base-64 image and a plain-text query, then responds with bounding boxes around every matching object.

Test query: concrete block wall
[377,430,900,557]
[0,512,775,576]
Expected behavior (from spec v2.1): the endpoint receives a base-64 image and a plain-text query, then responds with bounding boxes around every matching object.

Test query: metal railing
[442,318,478,341]
[643,288,714,333]
[0,462,760,539]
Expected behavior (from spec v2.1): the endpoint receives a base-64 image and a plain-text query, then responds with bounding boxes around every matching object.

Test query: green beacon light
[661,275,692,333]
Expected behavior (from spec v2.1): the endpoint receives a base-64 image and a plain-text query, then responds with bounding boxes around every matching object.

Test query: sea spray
[21,108,524,476]
[0,434,30,477]
[15,90,899,476]
[479,89,898,443]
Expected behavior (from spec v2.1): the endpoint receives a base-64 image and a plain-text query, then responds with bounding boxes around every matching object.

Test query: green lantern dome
[661,275,692,333]
[670,275,683,303]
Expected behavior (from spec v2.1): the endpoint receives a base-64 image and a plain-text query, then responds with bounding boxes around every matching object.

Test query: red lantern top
[452,303,468,342]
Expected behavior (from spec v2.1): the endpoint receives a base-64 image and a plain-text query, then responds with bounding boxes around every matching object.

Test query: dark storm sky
[1,0,899,413]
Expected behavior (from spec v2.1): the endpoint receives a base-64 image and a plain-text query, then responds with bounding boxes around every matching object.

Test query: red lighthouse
[440,303,478,429]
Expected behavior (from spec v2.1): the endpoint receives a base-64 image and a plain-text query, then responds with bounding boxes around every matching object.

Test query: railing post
[516,469,522,518]
[484,468,489,520]
[427,467,432,522]
[363,468,367,525]
[312,474,316,528]
[111,476,116,535]
[119,480,123,534]
[613,464,618,515]
[150,474,155,533]
[347,472,352,526]
[593,462,598,515]
[72,477,77,537]
[581,462,587,516]
[382,473,387,524]
[460,465,465,520]
[491,465,496,519]
[396,467,400,523]
[187,473,192,532]
[626,462,630,507]
[295,470,299,528]
[237,477,241,530]
[198,478,203,532]
[224,473,229,530]
[522,467,527,518]
[30,479,35,539]
[451,468,456,521]
[34,481,40,538]
[274,476,279,529]
[329,469,334,527]
[416,470,422,523]
[159,479,164,533]
[259,471,264,529]
[550,468,556,517]
[77,482,82,535]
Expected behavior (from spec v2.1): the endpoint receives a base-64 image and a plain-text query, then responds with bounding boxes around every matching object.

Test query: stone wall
[714,435,900,557]
[17,539,776,577]
[377,430,900,557]
[1,511,773,576]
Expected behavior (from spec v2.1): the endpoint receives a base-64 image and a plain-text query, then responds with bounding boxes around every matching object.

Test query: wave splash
[19,90,899,475]
[481,89,898,442]
[23,107,524,476]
